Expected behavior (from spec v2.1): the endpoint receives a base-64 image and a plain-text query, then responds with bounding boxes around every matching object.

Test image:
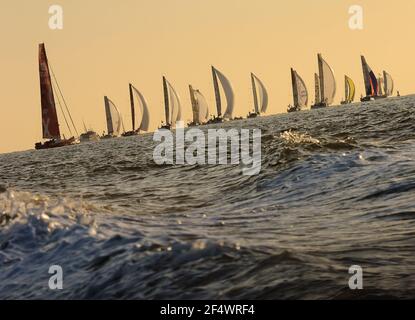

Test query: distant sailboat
[159,76,182,130]
[188,85,209,126]
[383,71,394,97]
[208,66,235,123]
[80,120,100,142]
[311,53,336,109]
[247,73,268,118]
[122,84,150,136]
[288,68,308,113]
[35,43,77,150]
[360,55,385,102]
[102,96,123,139]
[340,75,356,105]
[378,75,384,96]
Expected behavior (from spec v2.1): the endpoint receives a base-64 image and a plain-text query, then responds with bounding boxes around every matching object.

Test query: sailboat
[35,44,77,150]
[207,66,235,123]
[340,75,356,105]
[287,68,308,113]
[159,76,183,130]
[188,85,209,126]
[383,71,394,97]
[360,55,386,102]
[80,120,100,142]
[378,74,384,96]
[311,53,336,109]
[102,96,123,139]
[122,84,150,136]
[247,73,268,118]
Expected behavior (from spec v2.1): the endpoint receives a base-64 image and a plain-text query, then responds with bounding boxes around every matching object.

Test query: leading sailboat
[208,66,235,123]
[288,68,308,113]
[247,73,268,118]
[35,43,77,150]
[122,84,150,136]
[160,76,183,130]
[311,53,336,109]
[340,75,356,105]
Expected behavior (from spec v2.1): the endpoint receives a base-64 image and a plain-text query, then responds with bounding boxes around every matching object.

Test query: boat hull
[35,137,76,150]
[158,124,171,130]
[121,131,139,137]
[310,102,328,109]
[101,134,116,139]
[80,131,100,143]
[360,95,387,102]
[287,105,301,113]
[206,117,223,124]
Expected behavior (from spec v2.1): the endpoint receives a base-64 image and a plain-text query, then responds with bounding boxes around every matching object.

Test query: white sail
[252,73,268,113]
[104,96,122,136]
[194,89,209,124]
[383,71,394,96]
[318,54,336,105]
[295,72,308,108]
[378,76,384,96]
[131,85,150,131]
[166,79,182,126]
[213,67,235,119]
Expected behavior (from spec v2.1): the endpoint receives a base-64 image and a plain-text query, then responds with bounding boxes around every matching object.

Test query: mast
[344,75,349,103]
[212,66,222,117]
[129,83,136,131]
[163,76,170,125]
[314,73,320,104]
[104,96,114,135]
[82,120,88,133]
[291,68,299,107]
[251,73,259,113]
[39,43,60,139]
[317,53,325,104]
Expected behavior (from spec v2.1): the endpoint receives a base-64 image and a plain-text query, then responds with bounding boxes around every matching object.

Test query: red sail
[39,43,60,139]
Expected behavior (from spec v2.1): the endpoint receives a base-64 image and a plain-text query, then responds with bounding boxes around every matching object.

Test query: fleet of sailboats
[34,44,400,150]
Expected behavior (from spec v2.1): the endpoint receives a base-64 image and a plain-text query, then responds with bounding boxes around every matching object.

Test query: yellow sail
[345,75,355,103]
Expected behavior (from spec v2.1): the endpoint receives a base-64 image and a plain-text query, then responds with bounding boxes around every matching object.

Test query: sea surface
[1,96,415,299]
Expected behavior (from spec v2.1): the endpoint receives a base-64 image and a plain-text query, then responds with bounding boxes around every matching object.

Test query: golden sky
[0,0,414,154]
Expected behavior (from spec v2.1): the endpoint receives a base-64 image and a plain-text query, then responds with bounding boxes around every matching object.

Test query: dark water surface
[1,96,415,299]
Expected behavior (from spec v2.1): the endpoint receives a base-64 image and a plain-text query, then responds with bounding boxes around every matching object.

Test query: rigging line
[51,80,73,137]
[49,62,79,137]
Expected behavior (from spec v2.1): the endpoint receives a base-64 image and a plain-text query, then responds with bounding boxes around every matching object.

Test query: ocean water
[1,96,415,299]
